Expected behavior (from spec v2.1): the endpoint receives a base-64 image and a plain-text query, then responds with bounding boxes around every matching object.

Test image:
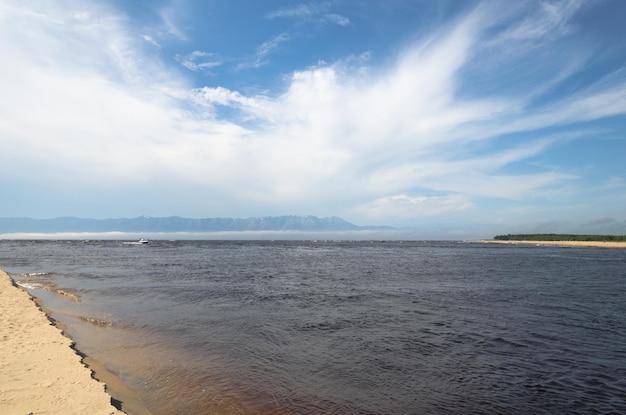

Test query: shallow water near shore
[2,240,626,414]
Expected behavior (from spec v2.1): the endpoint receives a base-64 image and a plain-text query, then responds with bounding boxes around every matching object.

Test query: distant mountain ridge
[0,216,392,233]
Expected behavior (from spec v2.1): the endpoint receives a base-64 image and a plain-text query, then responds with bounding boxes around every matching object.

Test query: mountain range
[0,216,393,233]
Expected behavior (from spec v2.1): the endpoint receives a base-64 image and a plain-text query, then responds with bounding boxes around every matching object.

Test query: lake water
[2,240,625,414]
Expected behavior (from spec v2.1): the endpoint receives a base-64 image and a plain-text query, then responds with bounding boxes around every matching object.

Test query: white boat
[124,238,149,245]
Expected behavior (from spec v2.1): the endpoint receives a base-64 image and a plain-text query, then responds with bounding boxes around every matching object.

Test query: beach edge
[0,268,126,415]
[475,240,626,248]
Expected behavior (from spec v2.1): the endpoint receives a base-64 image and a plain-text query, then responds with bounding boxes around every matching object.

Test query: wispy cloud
[266,2,350,26]
[497,0,586,42]
[176,51,222,72]
[1,0,624,227]
[256,33,290,61]
[141,34,161,47]
[603,176,626,189]
[266,3,324,19]
[238,33,290,69]
[324,13,350,26]
[188,2,625,220]
[157,1,189,41]
[353,194,474,224]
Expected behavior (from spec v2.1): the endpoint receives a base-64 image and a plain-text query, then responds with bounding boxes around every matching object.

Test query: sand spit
[477,240,626,248]
[0,269,124,415]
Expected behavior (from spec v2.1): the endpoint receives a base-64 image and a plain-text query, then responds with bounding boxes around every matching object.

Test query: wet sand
[0,269,124,415]
[478,240,626,248]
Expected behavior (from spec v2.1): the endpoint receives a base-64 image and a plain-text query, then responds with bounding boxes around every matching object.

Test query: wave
[15,279,81,302]
[16,281,47,290]
[20,271,53,277]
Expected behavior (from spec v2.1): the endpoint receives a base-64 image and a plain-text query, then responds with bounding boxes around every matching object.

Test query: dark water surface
[2,240,625,414]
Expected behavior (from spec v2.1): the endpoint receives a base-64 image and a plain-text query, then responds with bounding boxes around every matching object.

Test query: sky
[1,0,626,238]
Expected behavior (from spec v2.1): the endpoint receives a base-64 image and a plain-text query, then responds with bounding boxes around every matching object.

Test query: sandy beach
[0,269,124,415]
[478,240,626,248]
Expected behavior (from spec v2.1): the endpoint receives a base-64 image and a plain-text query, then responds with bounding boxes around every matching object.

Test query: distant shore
[0,269,124,415]
[477,240,626,249]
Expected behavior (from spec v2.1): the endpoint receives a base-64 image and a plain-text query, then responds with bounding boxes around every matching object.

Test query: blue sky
[1,0,626,237]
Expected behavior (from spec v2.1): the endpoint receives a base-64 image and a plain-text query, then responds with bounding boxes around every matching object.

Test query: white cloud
[237,33,291,69]
[142,34,160,47]
[478,0,589,62]
[266,3,323,19]
[324,13,350,26]
[157,1,189,41]
[1,0,624,226]
[603,176,626,189]
[362,139,568,197]
[256,33,290,60]
[176,51,222,72]
[354,194,474,223]
[267,2,349,26]
[498,0,586,42]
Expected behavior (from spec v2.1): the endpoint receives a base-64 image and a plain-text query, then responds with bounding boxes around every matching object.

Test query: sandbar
[0,269,124,415]
[477,240,626,248]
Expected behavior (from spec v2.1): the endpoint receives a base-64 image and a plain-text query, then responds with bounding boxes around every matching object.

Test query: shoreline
[0,269,126,415]
[476,240,626,248]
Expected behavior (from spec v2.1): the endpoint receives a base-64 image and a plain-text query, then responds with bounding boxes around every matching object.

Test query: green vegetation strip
[494,234,626,242]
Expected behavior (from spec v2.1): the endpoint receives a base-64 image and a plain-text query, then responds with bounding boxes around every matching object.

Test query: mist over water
[2,240,626,414]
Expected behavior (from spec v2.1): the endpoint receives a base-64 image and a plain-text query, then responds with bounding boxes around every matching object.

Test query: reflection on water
[3,240,626,414]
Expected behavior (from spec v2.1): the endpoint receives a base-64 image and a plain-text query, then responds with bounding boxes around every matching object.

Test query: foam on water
[16,281,45,290]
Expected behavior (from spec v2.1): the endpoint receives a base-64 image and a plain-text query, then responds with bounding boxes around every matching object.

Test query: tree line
[494,234,626,242]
